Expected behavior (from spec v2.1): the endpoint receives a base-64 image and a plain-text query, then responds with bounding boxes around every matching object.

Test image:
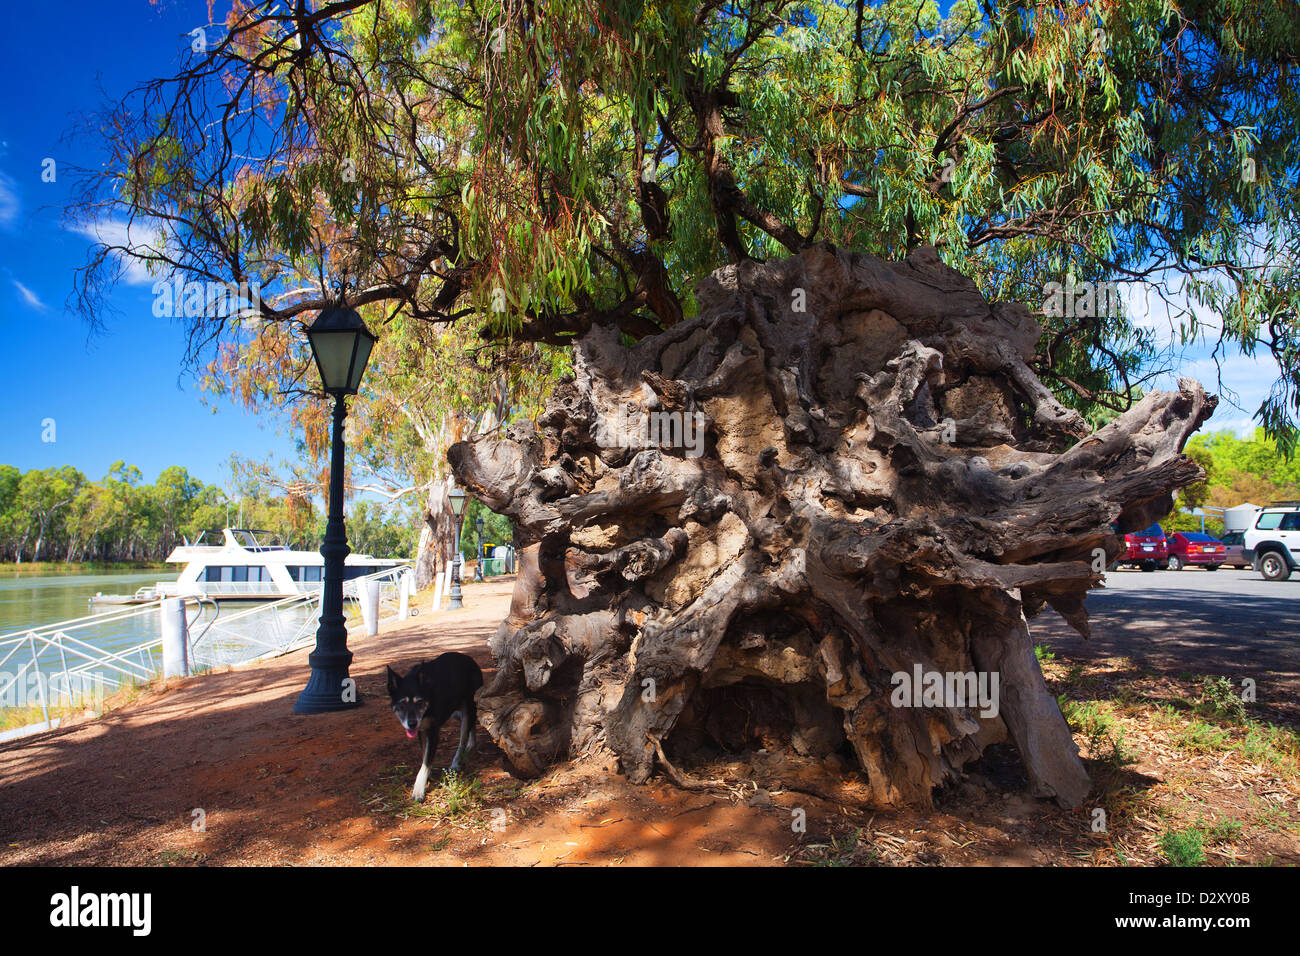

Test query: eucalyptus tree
[207,309,562,583]
[337,319,562,584]
[15,467,86,563]
[71,0,1300,426]
[0,466,21,561]
[69,0,1300,803]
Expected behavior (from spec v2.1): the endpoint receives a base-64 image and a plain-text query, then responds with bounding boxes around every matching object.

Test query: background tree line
[1165,429,1300,533]
[0,461,420,565]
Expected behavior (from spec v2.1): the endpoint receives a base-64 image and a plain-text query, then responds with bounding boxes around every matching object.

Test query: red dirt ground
[3,577,1295,866]
[0,579,821,866]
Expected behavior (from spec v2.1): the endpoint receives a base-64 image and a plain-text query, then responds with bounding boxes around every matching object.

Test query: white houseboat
[140,528,407,601]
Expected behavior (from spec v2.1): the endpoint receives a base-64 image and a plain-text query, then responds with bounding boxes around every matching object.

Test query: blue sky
[1119,262,1283,438]
[0,1,1279,495]
[0,0,298,489]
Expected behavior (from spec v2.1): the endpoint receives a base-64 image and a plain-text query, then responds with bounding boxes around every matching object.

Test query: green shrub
[1159,828,1206,867]
[1195,676,1247,722]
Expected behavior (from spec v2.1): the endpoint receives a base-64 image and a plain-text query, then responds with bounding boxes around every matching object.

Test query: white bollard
[399,571,411,621]
[431,565,445,613]
[160,597,189,678]
[361,579,381,636]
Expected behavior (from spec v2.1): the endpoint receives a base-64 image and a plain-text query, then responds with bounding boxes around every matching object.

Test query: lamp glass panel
[347,332,375,391]
[310,329,359,392]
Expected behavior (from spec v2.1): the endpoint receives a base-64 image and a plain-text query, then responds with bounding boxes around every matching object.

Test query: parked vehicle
[1219,531,1251,569]
[1114,523,1168,571]
[1166,532,1226,571]
[1242,504,1300,581]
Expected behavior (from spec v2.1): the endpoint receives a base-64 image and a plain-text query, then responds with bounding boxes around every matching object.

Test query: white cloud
[70,217,170,286]
[1120,237,1290,352]
[0,172,18,228]
[1204,416,1262,439]
[12,279,46,311]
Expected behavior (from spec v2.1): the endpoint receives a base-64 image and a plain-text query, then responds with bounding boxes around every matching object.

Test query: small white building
[1224,503,1262,533]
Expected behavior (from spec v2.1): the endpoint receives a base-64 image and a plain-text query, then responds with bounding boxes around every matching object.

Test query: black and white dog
[386,652,484,802]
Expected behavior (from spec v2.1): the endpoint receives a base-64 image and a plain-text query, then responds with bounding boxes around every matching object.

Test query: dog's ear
[386,665,400,696]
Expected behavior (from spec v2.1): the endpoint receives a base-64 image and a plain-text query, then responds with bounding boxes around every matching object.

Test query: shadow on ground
[1032,582,1300,724]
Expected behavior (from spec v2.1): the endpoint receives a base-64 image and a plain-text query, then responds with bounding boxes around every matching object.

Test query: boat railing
[0,564,413,743]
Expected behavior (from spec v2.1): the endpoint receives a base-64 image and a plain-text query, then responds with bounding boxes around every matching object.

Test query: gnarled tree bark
[449,244,1214,809]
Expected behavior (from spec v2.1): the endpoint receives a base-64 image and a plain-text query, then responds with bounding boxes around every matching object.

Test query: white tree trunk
[414,477,456,590]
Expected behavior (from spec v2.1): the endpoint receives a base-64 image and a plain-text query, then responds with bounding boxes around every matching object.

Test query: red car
[1113,523,1168,571]
[1166,532,1226,571]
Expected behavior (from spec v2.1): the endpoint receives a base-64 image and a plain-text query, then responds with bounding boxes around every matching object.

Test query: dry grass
[1037,654,1299,866]
[359,764,526,833]
[785,653,1300,867]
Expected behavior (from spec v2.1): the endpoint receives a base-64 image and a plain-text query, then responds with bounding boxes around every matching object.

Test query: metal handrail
[0,596,169,643]
[0,564,412,742]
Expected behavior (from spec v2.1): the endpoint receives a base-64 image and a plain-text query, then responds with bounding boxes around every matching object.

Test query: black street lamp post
[294,306,376,715]
[448,486,467,609]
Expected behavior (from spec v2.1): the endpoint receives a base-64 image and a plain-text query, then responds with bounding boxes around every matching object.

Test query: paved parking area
[1033,567,1300,723]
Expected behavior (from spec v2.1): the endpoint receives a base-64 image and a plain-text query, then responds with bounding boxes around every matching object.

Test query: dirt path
[0,579,811,866]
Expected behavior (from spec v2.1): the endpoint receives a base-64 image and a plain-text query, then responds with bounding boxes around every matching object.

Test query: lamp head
[306,306,376,395]
[448,486,467,517]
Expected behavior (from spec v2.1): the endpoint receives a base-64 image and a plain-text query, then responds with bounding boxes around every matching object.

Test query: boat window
[203,565,272,583]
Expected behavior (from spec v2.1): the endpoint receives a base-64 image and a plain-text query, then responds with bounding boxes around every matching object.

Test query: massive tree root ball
[449,244,1214,809]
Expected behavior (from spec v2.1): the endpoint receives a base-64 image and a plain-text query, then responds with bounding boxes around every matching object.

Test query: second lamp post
[448,485,467,609]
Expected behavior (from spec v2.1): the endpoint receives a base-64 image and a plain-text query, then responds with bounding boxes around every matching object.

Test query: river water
[0,569,165,636]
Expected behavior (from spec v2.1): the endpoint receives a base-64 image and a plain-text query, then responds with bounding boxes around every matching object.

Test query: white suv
[1242,504,1300,581]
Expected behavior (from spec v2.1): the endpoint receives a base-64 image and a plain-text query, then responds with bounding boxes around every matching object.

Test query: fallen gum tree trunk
[450,244,1214,809]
